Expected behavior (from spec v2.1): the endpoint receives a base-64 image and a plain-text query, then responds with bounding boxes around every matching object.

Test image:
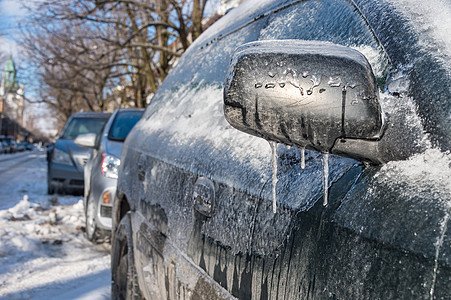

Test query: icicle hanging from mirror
[269,141,278,213]
[322,153,329,206]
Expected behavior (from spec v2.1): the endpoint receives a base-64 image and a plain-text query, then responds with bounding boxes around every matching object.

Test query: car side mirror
[224,40,386,163]
[74,133,97,149]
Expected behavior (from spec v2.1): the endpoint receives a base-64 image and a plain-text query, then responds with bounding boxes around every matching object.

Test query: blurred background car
[47,112,111,195]
[111,0,451,299]
[14,142,26,152]
[75,108,144,243]
[1,137,14,153]
[0,138,7,154]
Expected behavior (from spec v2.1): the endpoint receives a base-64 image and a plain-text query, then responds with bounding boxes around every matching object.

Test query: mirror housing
[74,133,97,149]
[224,40,385,163]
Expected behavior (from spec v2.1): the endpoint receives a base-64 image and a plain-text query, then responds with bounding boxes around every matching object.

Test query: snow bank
[0,153,111,300]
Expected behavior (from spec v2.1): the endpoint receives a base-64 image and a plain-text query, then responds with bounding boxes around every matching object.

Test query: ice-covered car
[112,0,451,299]
[75,108,144,243]
[47,112,111,195]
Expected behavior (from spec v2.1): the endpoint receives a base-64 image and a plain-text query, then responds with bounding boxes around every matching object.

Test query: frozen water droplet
[306,75,321,95]
[298,87,304,96]
[255,83,262,88]
[283,68,296,77]
[265,83,275,89]
[302,71,309,78]
[289,81,299,88]
[311,75,321,87]
[269,141,278,214]
[351,100,359,105]
[328,76,342,87]
[301,147,305,169]
[322,153,329,206]
[279,83,286,88]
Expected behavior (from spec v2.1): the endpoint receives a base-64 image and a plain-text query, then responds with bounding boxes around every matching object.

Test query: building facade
[0,56,25,138]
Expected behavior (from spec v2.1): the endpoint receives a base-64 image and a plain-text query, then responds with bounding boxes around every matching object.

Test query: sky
[0,0,29,62]
[0,0,224,79]
[0,0,56,135]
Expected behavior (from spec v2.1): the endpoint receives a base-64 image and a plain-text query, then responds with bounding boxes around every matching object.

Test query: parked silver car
[47,112,111,195]
[75,108,144,243]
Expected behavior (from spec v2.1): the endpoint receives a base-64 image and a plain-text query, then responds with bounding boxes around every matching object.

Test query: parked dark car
[1,138,14,153]
[75,108,144,243]
[112,0,451,299]
[0,137,8,153]
[47,112,111,195]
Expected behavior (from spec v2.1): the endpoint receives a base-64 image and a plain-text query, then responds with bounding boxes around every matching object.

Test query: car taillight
[101,153,120,179]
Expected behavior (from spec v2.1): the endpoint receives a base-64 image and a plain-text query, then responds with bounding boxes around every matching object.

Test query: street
[0,151,46,210]
[0,150,111,299]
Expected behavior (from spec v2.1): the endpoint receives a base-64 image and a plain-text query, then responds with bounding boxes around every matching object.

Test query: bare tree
[20,0,216,119]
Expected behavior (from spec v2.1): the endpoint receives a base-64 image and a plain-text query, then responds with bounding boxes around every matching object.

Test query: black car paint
[114,0,451,299]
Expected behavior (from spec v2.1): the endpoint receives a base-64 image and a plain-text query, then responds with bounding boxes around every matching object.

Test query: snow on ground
[0,151,111,299]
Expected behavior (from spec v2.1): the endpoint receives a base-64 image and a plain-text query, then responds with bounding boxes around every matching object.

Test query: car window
[108,111,143,141]
[259,0,391,86]
[143,16,269,121]
[61,117,108,139]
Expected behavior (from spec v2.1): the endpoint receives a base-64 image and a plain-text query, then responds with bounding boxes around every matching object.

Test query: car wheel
[47,168,55,194]
[85,195,106,243]
[111,213,142,300]
[47,177,55,194]
[47,184,55,195]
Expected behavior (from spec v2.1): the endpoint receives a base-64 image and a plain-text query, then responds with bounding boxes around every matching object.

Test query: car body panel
[115,0,451,298]
[130,211,237,300]
[103,139,123,160]
[48,139,91,193]
[84,152,116,229]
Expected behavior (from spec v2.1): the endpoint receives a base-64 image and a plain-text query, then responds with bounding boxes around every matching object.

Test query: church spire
[3,55,19,92]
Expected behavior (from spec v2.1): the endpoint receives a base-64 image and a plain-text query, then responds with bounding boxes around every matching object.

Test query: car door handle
[193,177,215,217]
